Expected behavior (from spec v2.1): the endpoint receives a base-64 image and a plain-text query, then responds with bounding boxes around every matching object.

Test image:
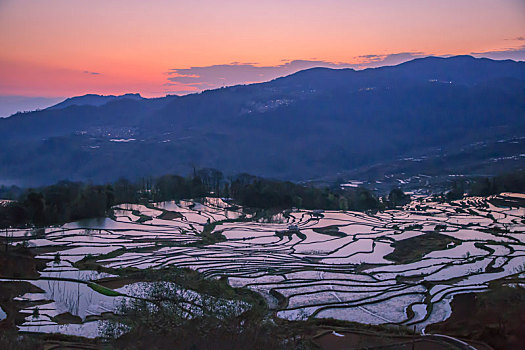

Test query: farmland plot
[1,195,524,336]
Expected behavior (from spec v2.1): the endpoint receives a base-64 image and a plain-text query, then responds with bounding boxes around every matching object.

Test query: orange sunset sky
[0,0,524,110]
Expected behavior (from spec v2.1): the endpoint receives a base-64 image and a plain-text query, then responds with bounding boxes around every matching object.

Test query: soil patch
[314,330,459,350]
[0,246,47,279]
[313,226,346,237]
[0,281,45,328]
[158,210,183,220]
[427,286,525,350]
[385,233,460,264]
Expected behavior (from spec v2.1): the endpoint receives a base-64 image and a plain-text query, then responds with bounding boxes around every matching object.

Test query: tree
[388,188,411,207]
[446,181,464,201]
[23,192,45,225]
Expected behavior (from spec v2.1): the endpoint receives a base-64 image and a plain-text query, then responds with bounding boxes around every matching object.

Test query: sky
[0,0,524,116]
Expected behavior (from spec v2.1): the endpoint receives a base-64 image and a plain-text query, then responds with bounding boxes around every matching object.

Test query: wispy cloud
[83,70,101,75]
[505,36,525,41]
[163,47,523,95]
[471,44,525,61]
[165,59,355,94]
[164,52,426,94]
[353,52,425,68]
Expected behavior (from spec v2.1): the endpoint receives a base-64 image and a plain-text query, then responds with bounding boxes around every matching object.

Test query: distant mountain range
[0,55,524,187]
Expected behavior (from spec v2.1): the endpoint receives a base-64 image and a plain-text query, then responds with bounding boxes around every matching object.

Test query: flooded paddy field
[1,195,524,341]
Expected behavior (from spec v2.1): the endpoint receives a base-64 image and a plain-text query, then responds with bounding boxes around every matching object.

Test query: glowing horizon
[0,0,524,100]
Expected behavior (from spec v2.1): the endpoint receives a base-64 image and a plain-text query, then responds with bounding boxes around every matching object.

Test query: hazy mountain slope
[0,56,524,186]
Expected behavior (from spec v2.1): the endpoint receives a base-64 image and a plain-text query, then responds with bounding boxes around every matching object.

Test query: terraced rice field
[3,195,524,338]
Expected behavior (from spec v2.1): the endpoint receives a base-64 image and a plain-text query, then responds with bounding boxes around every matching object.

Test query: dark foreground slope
[0,55,524,185]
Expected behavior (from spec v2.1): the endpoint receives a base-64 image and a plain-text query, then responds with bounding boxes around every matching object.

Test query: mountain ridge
[48,93,145,110]
[0,55,524,186]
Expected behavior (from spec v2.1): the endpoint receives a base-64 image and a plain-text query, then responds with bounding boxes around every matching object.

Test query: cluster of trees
[230,175,382,211]
[385,188,412,208]
[440,171,525,201]
[0,168,390,229]
[138,170,387,212]
[446,181,465,201]
[0,182,115,227]
[469,171,525,196]
[154,168,223,201]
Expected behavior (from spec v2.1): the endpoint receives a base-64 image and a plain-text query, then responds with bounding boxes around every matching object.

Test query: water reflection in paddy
[3,195,524,336]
